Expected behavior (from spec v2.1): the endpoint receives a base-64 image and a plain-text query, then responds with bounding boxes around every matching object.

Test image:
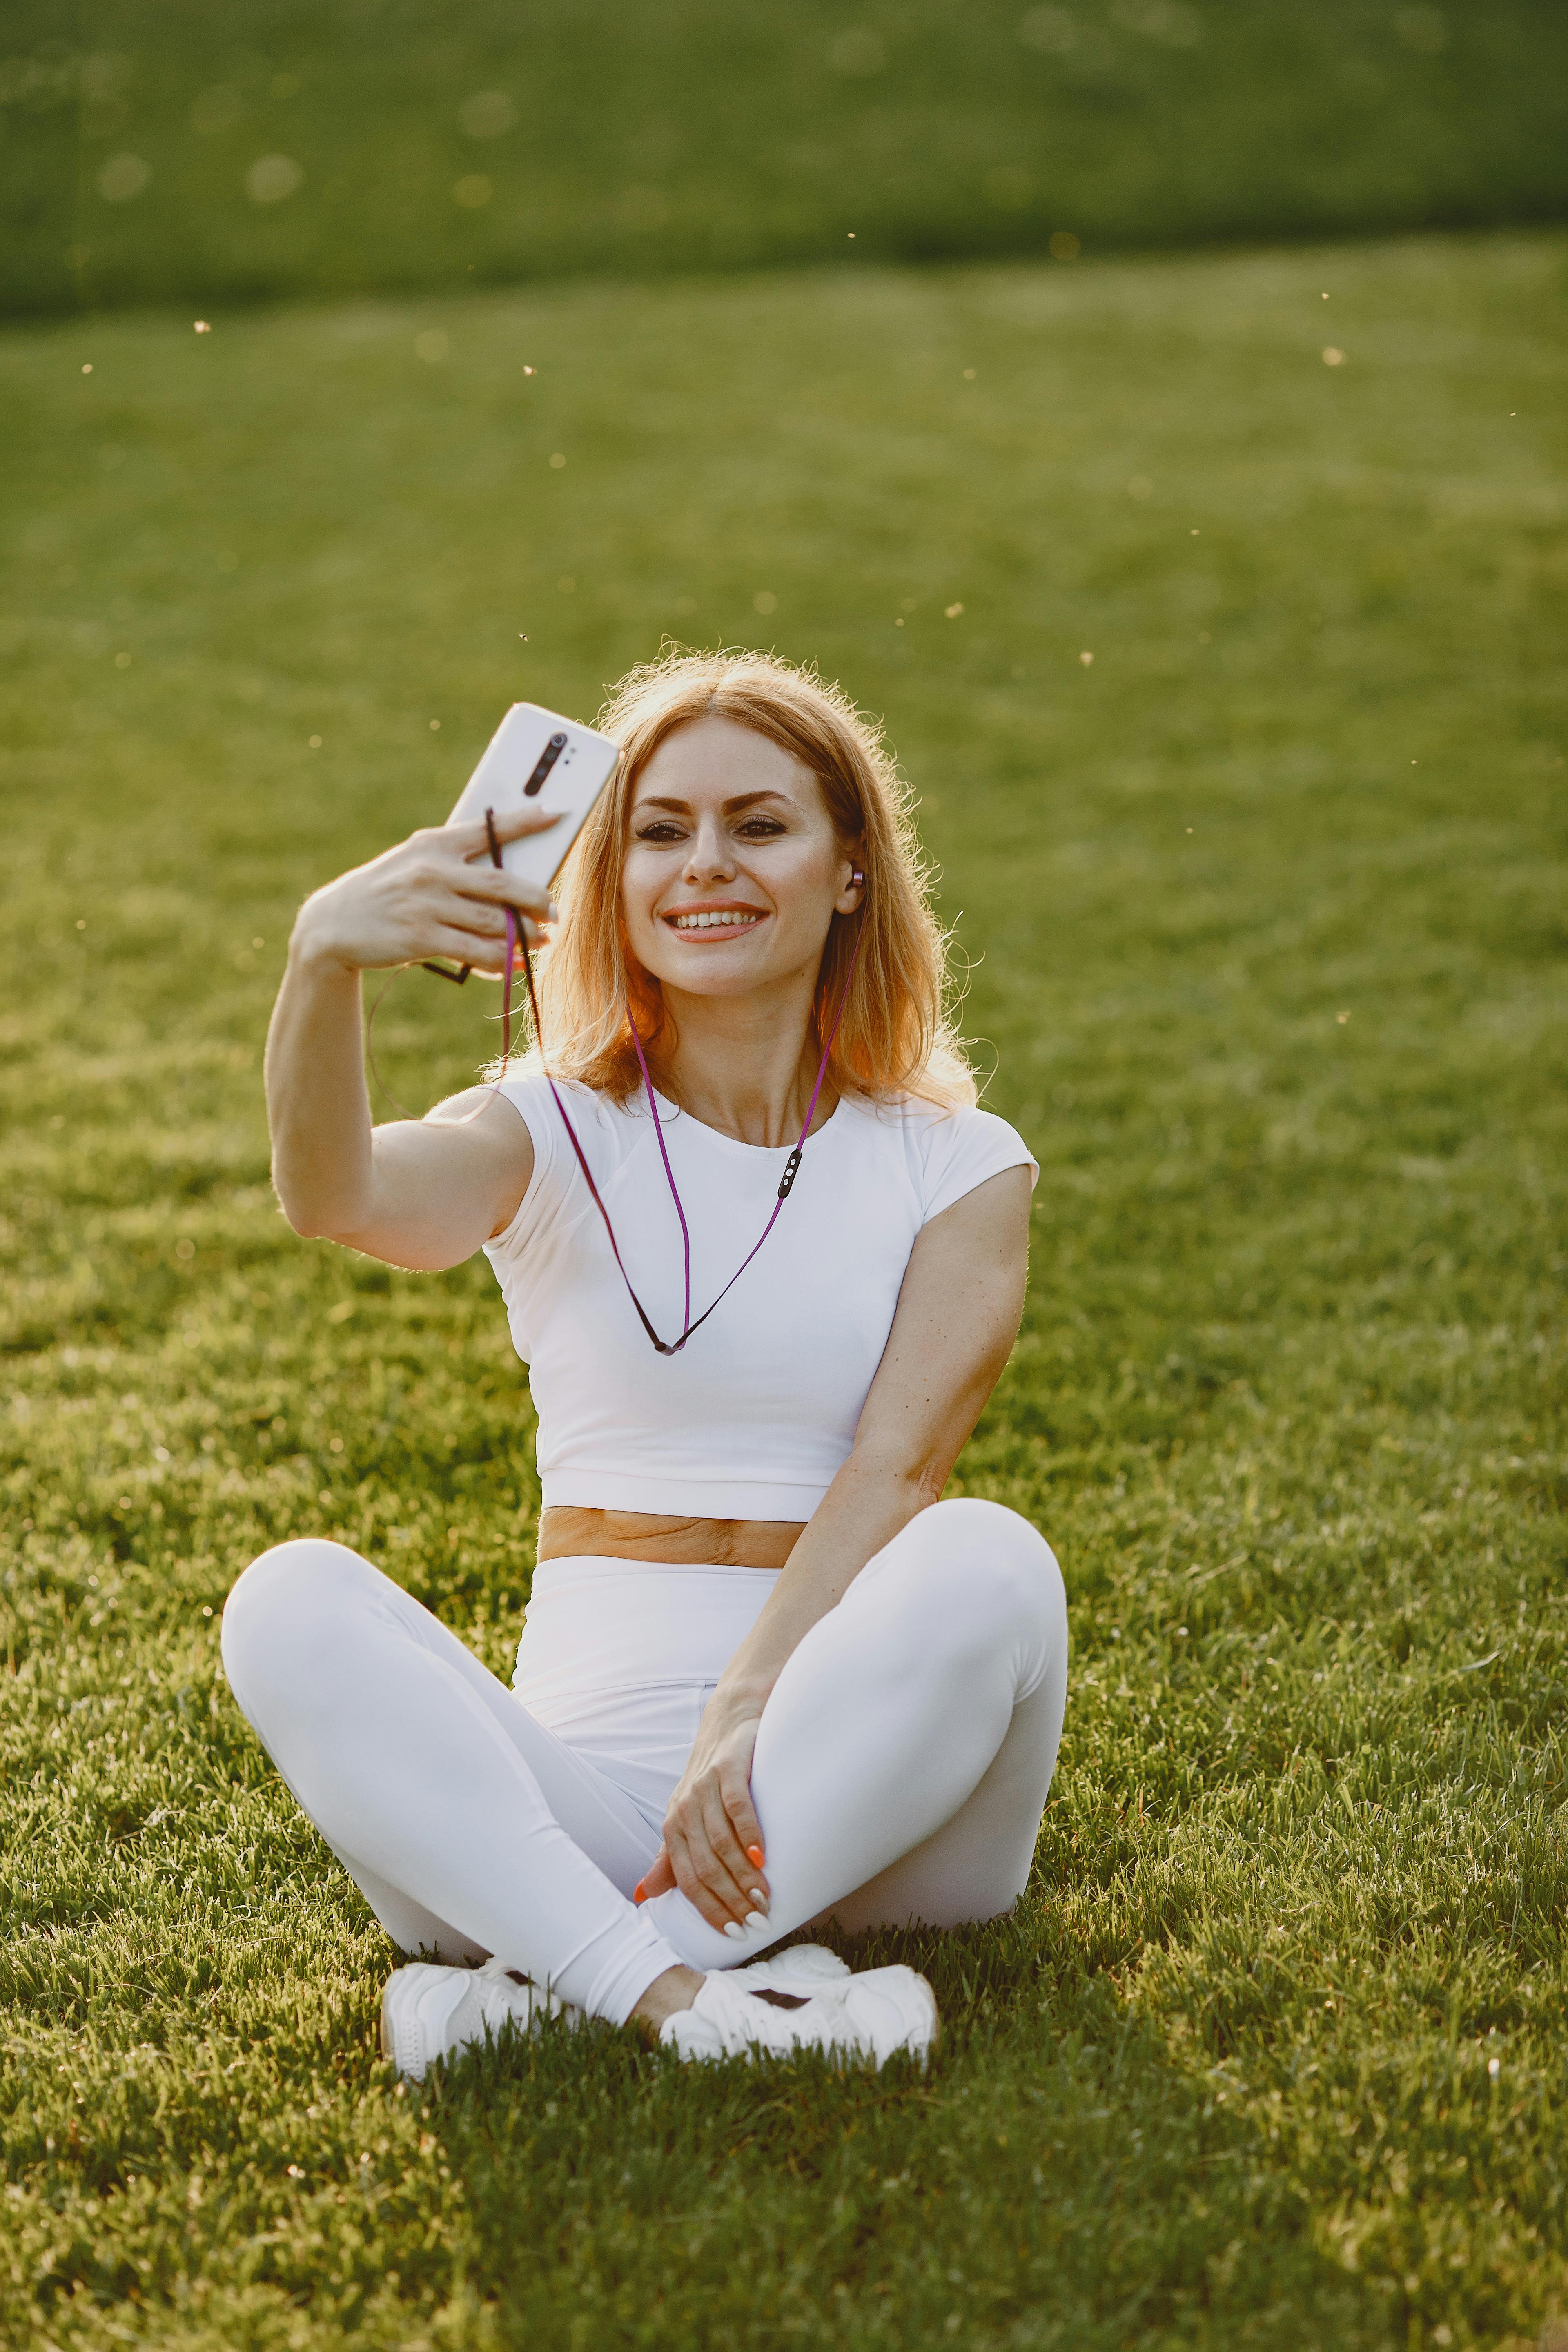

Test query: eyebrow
[633,790,795,815]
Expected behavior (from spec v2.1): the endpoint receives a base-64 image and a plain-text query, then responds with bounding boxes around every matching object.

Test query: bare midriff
[536,1506,805,1570]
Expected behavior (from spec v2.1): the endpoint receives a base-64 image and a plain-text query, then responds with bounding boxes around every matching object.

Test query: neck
[646,966,833,1148]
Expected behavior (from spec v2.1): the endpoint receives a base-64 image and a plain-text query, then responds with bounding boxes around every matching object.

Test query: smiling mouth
[665,907,767,934]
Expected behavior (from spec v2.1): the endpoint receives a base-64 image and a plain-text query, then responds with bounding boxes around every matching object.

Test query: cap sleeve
[917,1105,1038,1226]
[482,1065,574,1262]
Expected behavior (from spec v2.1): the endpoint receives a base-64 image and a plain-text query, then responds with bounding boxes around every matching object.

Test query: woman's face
[621,715,860,999]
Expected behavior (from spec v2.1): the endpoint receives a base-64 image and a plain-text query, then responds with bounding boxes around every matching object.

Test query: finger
[453,865,559,921]
[491,803,566,845]
[438,897,508,940]
[674,1800,753,1927]
[706,1840,766,1925]
[668,1830,734,1933]
[720,1784,768,1902]
[420,919,543,976]
[694,1791,761,1924]
[452,805,562,862]
[438,899,549,952]
[634,1850,676,1904]
[444,841,557,917]
[422,921,504,969]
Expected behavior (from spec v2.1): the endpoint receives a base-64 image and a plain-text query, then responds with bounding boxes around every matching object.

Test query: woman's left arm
[637,1162,1033,1927]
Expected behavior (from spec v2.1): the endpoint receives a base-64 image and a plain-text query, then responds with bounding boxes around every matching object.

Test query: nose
[684,816,736,885]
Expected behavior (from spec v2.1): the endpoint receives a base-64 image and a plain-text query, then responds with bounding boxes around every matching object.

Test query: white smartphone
[445,702,621,891]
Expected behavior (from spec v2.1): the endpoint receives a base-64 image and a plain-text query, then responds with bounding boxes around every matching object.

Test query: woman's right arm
[265,805,559,1272]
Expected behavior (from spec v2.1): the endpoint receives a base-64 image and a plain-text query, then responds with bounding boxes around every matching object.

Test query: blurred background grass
[3,0,1567,316]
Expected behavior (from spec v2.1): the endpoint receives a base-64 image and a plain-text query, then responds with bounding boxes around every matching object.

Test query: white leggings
[220,1497,1068,2025]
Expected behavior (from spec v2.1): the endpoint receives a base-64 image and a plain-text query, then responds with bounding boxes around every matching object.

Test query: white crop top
[483,1071,1038,1522]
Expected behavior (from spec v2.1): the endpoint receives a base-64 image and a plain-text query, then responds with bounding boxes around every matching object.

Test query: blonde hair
[523,647,976,1110]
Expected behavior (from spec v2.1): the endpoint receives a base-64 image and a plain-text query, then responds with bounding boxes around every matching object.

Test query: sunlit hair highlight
[509,648,974,1110]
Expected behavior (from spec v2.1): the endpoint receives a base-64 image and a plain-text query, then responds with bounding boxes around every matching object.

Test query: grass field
[5,0,1568,314]
[2,228,1566,2348]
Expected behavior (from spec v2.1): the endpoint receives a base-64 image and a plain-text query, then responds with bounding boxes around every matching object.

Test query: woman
[223,649,1067,2078]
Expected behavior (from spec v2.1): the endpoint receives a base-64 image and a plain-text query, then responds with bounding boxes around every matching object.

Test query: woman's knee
[220,1537,376,1712]
[897,1498,1065,1648]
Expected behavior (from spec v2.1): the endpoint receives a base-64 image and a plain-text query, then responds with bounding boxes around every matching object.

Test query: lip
[661,902,771,939]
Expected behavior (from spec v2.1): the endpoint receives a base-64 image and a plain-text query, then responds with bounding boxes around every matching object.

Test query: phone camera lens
[524,732,569,797]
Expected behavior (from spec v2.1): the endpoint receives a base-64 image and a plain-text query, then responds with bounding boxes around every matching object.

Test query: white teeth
[671,910,761,931]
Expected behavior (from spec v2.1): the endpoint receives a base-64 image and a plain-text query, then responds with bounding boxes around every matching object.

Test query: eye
[633,820,686,844]
[735,817,787,839]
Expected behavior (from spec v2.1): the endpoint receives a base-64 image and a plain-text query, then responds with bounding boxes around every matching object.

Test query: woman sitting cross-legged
[223,648,1068,2077]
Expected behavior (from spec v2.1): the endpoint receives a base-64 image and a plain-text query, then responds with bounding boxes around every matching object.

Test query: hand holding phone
[292,708,604,983]
[293,797,560,983]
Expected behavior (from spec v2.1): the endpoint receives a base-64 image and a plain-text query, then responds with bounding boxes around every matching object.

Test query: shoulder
[491,1061,624,1144]
[842,1093,1038,1224]
[483,1064,639,1258]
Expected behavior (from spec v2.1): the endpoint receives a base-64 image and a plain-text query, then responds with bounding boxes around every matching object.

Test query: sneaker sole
[379,1970,421,2075]
[378,1961,450,2079]
[379,1962,581,2080]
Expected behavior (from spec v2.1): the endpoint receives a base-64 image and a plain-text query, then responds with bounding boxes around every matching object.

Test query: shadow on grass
[408,1913,1394,2351]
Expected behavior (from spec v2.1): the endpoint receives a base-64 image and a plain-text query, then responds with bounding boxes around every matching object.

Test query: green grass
[1,227,1566,2348]
[5,1,1568,315]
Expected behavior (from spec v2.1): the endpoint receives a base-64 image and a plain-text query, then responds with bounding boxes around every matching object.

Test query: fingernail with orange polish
[746,1844,764,1867]
[633,1882,646,1905]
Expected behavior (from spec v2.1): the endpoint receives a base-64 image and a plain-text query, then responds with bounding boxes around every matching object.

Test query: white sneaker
[380,1958,581,2082]
[660,1962,938,2069]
